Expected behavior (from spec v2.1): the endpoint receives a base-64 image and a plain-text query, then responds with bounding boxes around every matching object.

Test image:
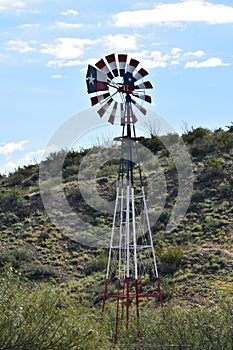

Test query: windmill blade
[127,58,140,74]
[98,98,113,118]
[120,103,125,125]
[131,98,147,116]
[123,72,136,87]
[118,54,128,77]
[108,101,118,124]
[132,114,138,124]
[133,68,149,82]
[95,58,114,80]
[86,65,109,93]
[132,93,152,104]
[135,81,153,90]
[91,93,110,106]
[105,53,118,77]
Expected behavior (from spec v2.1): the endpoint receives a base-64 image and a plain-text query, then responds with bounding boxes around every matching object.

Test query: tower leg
[157,278,164,310]
[102,278,109,315]
[126,277,130,331]
[135,279,140,340]
[114,278,121,343]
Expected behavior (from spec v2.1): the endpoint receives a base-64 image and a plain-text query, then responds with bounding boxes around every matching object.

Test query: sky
[0,0,233,174]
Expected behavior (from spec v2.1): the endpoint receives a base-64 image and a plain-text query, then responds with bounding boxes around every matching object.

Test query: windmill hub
[117,84,135,95]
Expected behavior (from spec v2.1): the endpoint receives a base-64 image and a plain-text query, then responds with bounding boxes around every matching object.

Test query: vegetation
[0,126,233,348]
[0,269,232,349]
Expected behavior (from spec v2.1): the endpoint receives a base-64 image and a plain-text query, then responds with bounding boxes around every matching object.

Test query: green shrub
[0,248,33,269]
[24,263,58,281]
[0,270,111,350]
[157,246,184,275]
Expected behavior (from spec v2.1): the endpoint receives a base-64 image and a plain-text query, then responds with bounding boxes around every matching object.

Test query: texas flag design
[86,65,109,93]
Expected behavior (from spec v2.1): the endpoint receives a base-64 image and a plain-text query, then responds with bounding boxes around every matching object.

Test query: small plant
[157,246,184,275]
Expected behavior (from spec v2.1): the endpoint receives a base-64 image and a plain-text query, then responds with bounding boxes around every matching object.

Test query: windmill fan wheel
[86,53,153,125]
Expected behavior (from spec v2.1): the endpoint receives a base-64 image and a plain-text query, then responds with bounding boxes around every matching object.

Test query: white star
[87,74,95,85]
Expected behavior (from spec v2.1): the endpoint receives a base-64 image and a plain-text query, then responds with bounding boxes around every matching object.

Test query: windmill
[86,53,163,344]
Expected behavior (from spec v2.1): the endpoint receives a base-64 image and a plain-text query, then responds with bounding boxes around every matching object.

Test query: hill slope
[0,126,232,306]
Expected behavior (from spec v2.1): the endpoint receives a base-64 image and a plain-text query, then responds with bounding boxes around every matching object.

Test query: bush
[0,248,33,269]
[182,127,210,144]
[139,296,233,349]
[85,252,108,275]
[157,246,184,275]
[0,270,111,350]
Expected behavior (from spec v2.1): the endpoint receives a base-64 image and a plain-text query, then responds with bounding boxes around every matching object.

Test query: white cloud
[141,50,170,68]
[19,23,40,29]
[42,34,138,66]
[61,9,79,16]
[103,34,138,51]
[140,59,167,69]
[5,39,36,53]
[41,38,93,60]
[42,145,59,156]
[49,21,83,29]
[171,60,180,66]
[0,145,60,174]
[184,50,205,57]
[185,57,230,68]
[1,149,43,173]
[113,1,233,27]
[51,74,66,79]
[0,140,28,155]
[0,0,25,12]
[124,50,169,69]
[47,59,83,68]
[171,47,182,58]
[150,50,170,61]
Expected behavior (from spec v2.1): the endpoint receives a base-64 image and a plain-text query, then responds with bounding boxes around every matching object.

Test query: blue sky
[0,0,233,174]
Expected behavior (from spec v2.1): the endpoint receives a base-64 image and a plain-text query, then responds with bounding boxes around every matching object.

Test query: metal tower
[86,53,163,343]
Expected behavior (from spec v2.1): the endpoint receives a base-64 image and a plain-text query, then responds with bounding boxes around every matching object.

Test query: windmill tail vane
[86,53,153,125]
[85,53,163,344]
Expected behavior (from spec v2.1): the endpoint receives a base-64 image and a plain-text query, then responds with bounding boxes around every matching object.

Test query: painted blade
[86,64,109,93]
[127,58,140,74]
[120,103,125,125]
[123,72,136,87]
[108,101,118,124]
[131,98,147,115]
[95,58,114,80]
[135,81,153,89]
[106,53,118,77]
[97,98,113,118]
[132,93,152,103]
[132,114,138,124]
[133,68,149,82]
[118,54,127,77]
[91,93,110,106]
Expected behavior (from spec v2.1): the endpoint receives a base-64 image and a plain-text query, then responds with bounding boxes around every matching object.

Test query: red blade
[132,93,152,103]
[118,54,127,77]
[131,98,147,115]
[127,58,140,74]
[105,53,118,77]
[135,81,153,89]
[133,68,148,81]
[95,58,114,80]
[97,98,113,118]
[91,93,110,106]
[108,101,118,124]
[132,114,138,124]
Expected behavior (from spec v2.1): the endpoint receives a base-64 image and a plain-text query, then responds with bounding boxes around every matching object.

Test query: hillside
[0,126,232,348]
